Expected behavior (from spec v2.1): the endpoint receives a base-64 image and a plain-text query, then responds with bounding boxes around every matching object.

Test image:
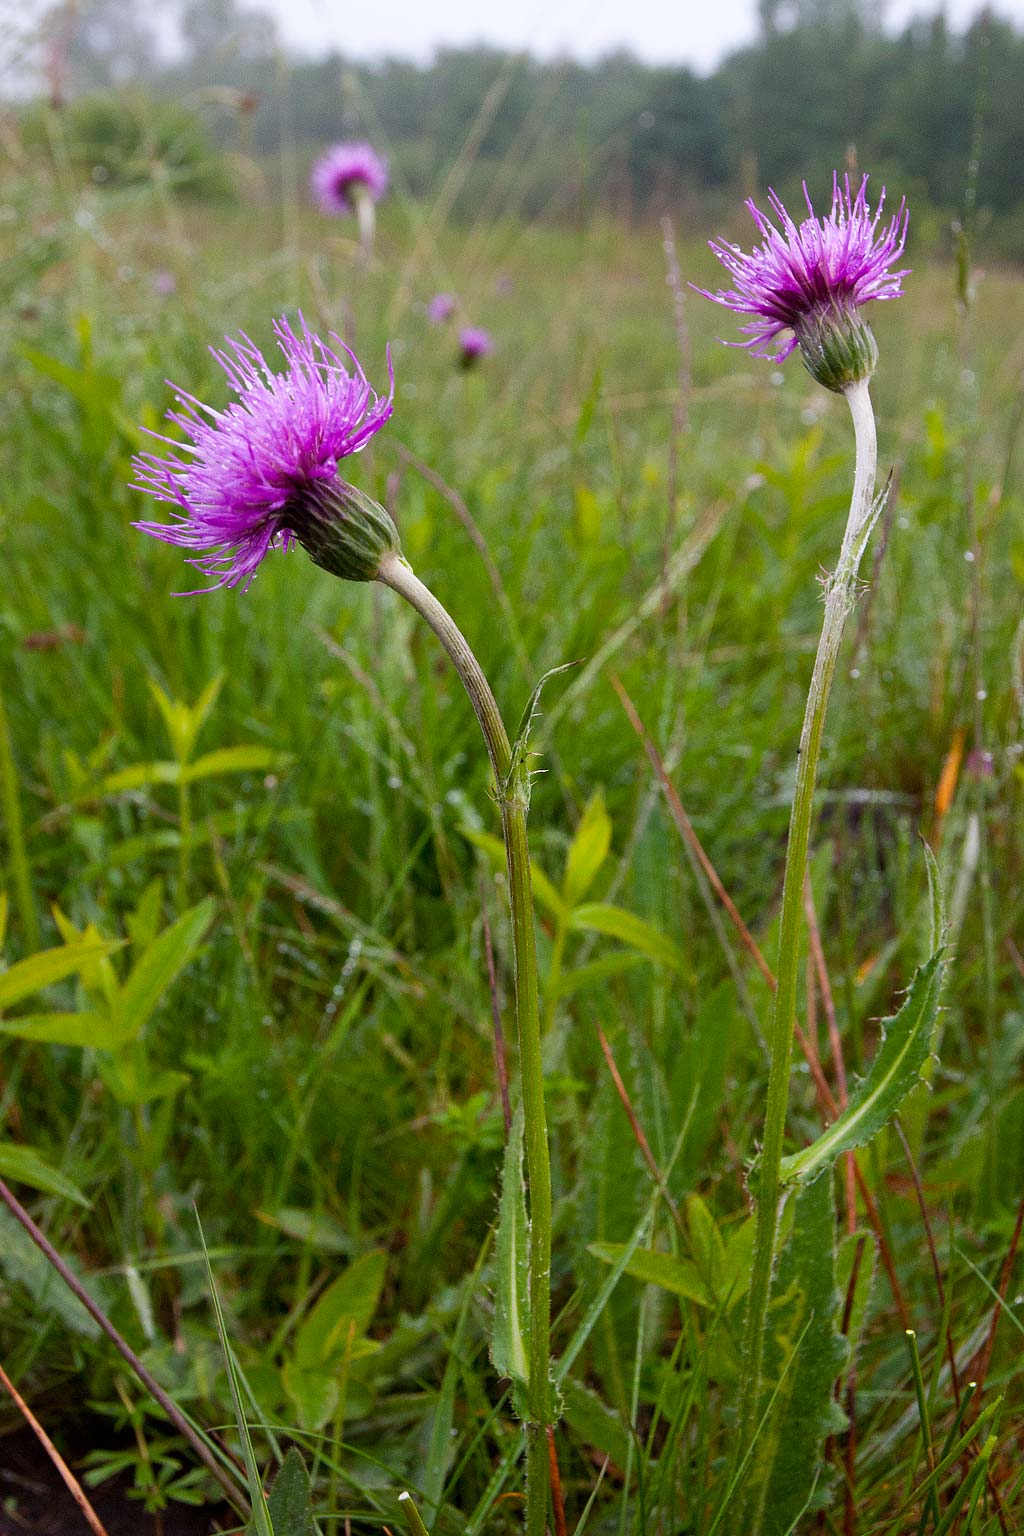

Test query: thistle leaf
[490,1106,530,1404]
[505,663,578,808]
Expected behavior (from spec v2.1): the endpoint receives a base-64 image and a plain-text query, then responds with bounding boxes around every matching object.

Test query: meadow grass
[0,141,1023,1533]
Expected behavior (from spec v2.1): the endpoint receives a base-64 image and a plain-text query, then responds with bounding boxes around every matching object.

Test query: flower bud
[291,478,401,583]
[793,301,879,394]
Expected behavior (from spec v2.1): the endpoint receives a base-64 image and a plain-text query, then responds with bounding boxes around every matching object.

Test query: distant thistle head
[696,173,909,392]
[132,315,399,590]
[427,292,457,324]
[459,326,493,368]
[311,141,389,215]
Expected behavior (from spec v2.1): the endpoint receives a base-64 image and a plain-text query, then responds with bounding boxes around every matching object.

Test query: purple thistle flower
[697,173,909,391]
[132,315,398,591]
[427,292,457,324]
[311,141,389,215]
[458,326,493,368]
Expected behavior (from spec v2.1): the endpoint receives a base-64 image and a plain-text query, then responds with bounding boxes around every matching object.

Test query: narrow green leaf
[490,1108,530,1392]
[587,1242,712,1307]
[95,760,182,796]
[0,940,122,1009]
[752,1177,849,1536]
[779,951,945,1187]
[0,1011,124,1049]
[197,1213,274,1536]
[113,898,215,1040]
[266,1448,315,1536]
[506,662,578,807]
[551,952,647,1000]
[293,1248,387,1369]
[184,746,292,784]
[0,1142,87,1205]
[568,903,683,968]
[562,791,612,906]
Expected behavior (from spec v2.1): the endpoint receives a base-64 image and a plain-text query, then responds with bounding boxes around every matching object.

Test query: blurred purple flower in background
[133,315,395,590]
[152,270,177,297]
[311,141,389,215]
[458,326,493,368]
[428,293,457,323]
[697,173,909,390]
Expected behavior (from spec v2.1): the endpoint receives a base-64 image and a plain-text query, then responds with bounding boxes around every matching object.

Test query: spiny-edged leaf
[294,1249,387,1369]
[490,1107,530,1397]
[266,1446,316,1536]
[184,745,292,784]
[0,1143,87,1206]
[561,1378,631,1472]
[779,950,945,1187]
[752,1176,849,1536]
[198,1214,272,1536]
[112,898,215,1041]
[461,828,567,922]
[0,1011,125,1050]
[0,939,123,1010]
[568,904,683,969]
[551,952,647,1000]
[562,791,612,906]
[0,1207,103,1335]
[505,662,578,807]
[587,1242,712,1307]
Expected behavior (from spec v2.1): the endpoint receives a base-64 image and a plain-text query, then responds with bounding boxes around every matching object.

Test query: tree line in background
[27,0,1024,248]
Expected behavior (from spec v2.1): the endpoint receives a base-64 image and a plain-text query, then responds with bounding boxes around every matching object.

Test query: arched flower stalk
[132,314,554,1536]
[697,174,908,1488]
[311,141,389,255]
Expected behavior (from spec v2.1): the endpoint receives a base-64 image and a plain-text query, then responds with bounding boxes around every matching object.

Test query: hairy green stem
[378,553,553,1536]
[734,379,878,1499]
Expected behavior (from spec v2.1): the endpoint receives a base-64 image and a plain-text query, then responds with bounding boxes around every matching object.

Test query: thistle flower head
[132,315,397,590]
[311,141,389,215]
[427,292,457,324]
[459,326,493,367]
[697,173,909,391]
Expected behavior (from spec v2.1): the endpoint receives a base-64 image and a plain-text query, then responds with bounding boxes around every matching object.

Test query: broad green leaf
[184,745,291,784]
[461,828,567,922]
[752,1177,848,1536]
[587,1242,712,1307]
[779,951,945,1188]
[686,1194,725,1291]
[113,898,215,1041]
[0,940,122,1010]
[568,904,683,969]
[490,1108,530,1397]
[562,791,612,906]
[0,1142,87,1205]
[266,1446,316,1536]
[281,1360,339,1433]
[294,1248,387,1369]
[0,1011,124,1049]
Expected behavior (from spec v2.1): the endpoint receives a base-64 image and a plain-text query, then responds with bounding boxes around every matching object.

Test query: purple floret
[311,141,389,215]
[132,315,394,591]
[697,173,909,362]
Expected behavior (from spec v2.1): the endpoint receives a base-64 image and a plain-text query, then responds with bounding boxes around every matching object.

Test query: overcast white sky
[257,0,1024,69]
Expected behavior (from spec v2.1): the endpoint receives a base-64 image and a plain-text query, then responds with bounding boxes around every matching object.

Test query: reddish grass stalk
[0,1359,111,1536]
[969,1190,1024,1403]
[893,1118,961,1404]
[0,1179,249,1519]
[596,1024,684,1235]
[547,1425,568,1536]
